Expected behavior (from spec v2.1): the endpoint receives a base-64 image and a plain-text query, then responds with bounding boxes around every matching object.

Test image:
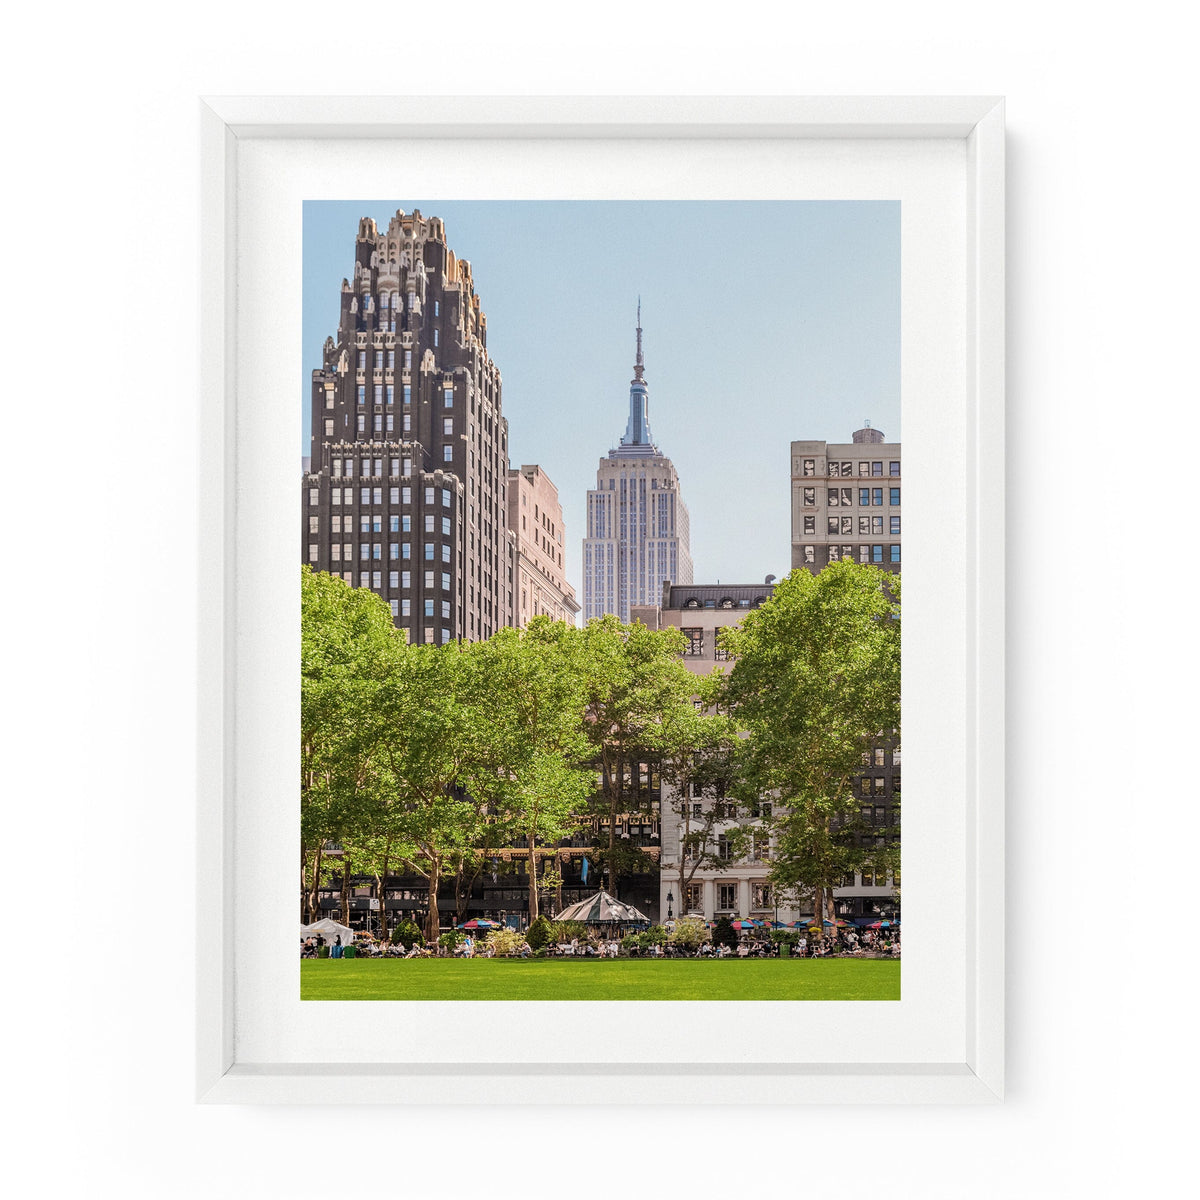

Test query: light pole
[666,890,674,922]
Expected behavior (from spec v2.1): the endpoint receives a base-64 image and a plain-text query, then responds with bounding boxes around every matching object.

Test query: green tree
[667,916,709,952]
[655,680,748,919]
[369,643,493,941]
[576,615,698,896]
[463,619,595,922]
[300,566,400,924]
[720,562,901,941]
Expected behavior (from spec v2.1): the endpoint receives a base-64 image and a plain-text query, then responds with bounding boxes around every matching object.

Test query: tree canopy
[720,562,901,931]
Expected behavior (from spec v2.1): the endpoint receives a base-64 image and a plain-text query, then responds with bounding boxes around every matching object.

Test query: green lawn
[300,957,900,1001]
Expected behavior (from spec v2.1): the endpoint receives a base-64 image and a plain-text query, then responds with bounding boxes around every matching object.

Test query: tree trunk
[424,857,440,943]
[307,842,323,925]
[814,883,825,944]
[377,844,390,943]
[527,840,539,923]
[301,842,311,923]
[340,855,351,928]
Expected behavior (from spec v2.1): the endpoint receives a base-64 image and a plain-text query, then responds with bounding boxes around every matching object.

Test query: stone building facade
[790,423,902,576]
[507,464,580,627]
[302,210,513,643]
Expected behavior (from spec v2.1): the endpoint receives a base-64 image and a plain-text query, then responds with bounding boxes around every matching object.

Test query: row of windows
[310,513,455,535]
[815,515,902,536]
[312,542,453,564]
[817,487,902,508]
[798,545,901,565]
[327,412,461,449]
[799,458,900,478]
[311,485,455,507]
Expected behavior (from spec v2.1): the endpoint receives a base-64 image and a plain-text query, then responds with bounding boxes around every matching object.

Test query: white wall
[5,2,1191,1196]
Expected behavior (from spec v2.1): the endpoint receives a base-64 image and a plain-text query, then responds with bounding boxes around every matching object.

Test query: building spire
[633,296,645,383]
[619,298,654,451]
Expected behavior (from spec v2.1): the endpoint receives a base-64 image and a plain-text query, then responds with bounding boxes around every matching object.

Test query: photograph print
[299,200,902,1001]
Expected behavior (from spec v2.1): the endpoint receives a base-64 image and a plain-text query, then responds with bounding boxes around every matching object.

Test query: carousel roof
[555,890,650,925]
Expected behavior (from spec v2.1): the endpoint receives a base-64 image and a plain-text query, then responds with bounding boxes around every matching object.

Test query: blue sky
[303,201,900,596]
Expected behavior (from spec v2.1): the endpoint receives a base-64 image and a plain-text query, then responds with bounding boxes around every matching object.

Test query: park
[300,956,901,1001]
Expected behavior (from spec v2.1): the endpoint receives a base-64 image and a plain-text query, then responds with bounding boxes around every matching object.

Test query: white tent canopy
[301,918,355,945]
[555,891,650,925]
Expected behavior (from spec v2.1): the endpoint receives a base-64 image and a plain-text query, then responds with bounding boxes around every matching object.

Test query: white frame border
[197,95,1005,1105]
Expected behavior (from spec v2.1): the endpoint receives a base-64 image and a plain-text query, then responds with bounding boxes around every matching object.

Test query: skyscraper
[582,306,693,622]
[302,210,513,643]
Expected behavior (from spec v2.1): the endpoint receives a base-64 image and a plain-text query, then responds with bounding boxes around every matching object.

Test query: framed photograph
[198,96,1004,1103]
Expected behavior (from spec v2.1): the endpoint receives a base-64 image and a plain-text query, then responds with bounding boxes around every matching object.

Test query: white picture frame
[198,95,1004,1105]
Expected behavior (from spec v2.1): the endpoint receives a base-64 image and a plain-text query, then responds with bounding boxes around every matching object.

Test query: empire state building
[582,307,693,622]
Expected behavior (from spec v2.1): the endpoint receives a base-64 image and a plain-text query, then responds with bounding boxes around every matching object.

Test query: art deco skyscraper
[582,307,693,622]
[302,210,513,643]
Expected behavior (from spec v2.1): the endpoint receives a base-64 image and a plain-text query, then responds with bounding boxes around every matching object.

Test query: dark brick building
[303,210,513,643]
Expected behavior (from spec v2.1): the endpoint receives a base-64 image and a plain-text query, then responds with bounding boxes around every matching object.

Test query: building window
[443,417,454,435]
[389,599,399,617]
[870,545,883,563]
[424,514,435,533]
[752,883,772,909]
[444,387,454,407]
[802,458,815,476]
[858,461,871,477]
[401,571,411,588]
[803,515,815,535]
[401,543,411,559]
[682,628,704,656]
[871,461,883,476]
[717,883,737,910]
[401,598,411,617]
[889,461,900,476]
[443,445,453,462]
[308,488,319,506]
[890,487,901,506]
[441,601,451,619]
[403,385,411,405]
[389,571,399,588]
[442,488,451,507]
[323,419,334,436]
[307,544,318,562]
[890,516,900,535]
[441,572,450,591]
[402,516,411,532]
[389,543,399,560]
[424,543,434,561]
[802,546,815,564]
[442,516,451,536]
[402,458,412,475]
[890,545,901,563]
[357,385,365,406]
[802,487,815,507]
[356,415,365,433]
[441,545,451,563]
[424,599,434,617]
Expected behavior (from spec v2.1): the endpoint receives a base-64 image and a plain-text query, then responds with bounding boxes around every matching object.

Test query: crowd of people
[301,928,900,959]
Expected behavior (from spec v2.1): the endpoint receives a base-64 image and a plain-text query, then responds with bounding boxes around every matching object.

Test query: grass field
[300,957,900,1001]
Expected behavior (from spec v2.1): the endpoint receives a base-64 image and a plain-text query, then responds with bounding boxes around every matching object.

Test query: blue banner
[581,857,589,884]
